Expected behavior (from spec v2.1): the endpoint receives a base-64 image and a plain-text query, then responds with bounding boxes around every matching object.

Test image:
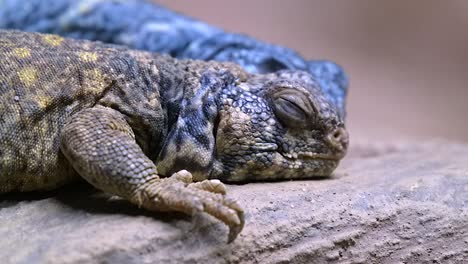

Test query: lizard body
[0,30,348,241]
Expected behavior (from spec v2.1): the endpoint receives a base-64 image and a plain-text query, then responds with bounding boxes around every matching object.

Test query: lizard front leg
[60,105,244,242]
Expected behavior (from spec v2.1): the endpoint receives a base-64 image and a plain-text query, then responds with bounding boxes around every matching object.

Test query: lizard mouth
[275,150,340,178]
[249,143,342,162]
[280,152,342,161]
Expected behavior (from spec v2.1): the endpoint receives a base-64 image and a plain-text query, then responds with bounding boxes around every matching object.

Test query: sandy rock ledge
[1,141,467,263]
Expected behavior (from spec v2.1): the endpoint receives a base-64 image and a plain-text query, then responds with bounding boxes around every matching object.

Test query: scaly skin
[0,30,348,242]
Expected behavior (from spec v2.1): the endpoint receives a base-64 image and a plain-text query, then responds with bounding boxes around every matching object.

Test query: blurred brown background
[157,0,468,143]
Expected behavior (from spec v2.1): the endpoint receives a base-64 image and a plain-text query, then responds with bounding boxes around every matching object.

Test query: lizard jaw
[250,143,343,162]
[282,151,344,161]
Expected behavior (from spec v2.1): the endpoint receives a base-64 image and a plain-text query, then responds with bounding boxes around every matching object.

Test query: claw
[138,173,245,243]
[224,197,243,212]
[226,209,241,226]
[227,210,245,243]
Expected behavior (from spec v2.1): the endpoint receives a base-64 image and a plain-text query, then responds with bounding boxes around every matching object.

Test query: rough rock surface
[1,141,467,264]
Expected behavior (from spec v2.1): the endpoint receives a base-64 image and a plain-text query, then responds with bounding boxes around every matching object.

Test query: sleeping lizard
[0,30,349,242]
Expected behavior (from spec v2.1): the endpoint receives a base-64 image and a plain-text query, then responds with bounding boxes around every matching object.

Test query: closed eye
[274,97,307,126]
[272,89,316,128]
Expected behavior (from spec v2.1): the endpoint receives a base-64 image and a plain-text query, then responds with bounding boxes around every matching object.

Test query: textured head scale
[213,70,349,181]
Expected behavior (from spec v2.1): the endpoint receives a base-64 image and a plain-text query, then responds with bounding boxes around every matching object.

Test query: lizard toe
[170,170,193,184]
[139,175,245,242]
[189,179,227,194]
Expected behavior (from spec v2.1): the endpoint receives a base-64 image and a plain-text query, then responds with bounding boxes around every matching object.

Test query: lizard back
[0,30,165,192]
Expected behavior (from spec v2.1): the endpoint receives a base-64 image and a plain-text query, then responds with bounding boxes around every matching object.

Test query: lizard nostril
[332,130,342,140]
[327,128,349,151]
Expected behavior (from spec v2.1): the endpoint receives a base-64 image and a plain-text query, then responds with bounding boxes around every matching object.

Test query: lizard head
[213,70,349,181]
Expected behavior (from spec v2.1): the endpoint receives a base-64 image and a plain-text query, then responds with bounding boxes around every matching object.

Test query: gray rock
[1,141,467,263]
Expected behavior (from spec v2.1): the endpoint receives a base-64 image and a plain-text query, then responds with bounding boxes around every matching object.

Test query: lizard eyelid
[271,89,316,128]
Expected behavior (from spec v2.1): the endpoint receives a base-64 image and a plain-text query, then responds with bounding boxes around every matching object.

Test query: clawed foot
[134,170,244,243]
